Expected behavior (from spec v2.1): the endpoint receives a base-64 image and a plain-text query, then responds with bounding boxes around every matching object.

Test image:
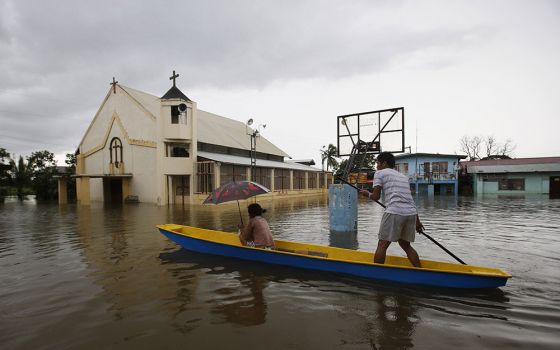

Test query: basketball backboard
[337,107,405,157]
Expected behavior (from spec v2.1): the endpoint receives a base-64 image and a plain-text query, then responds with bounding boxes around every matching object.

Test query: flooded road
[1,195,559,349]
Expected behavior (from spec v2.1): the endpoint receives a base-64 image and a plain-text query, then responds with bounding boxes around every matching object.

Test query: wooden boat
[157,224,512,289]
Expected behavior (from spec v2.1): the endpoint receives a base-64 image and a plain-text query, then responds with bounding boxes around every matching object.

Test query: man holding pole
[360,152,424,268]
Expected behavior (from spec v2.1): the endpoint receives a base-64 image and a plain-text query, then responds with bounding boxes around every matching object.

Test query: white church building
[74,73,331,205]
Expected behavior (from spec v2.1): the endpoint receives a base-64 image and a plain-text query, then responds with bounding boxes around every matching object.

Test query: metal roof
[197,151,323,172]
[161,86,192,101]
[197,110,289,158]
[462,157,560,174]
[462,157,560,167]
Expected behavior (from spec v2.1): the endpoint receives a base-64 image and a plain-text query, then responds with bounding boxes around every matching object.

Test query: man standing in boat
[360,152,424,268]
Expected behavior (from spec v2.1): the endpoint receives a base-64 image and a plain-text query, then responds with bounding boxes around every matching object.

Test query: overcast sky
[1,0,559,166]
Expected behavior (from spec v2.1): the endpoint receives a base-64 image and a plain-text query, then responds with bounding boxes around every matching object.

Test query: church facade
[75,75,331,205]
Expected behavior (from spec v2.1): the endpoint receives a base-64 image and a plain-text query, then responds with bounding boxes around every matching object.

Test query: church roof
[119,85,289,158]
[161,86,192,101]
[120,85,160,118]
[198,151,320,172]
[197,110,289,158]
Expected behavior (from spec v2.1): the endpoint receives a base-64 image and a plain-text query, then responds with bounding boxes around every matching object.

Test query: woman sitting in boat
[238,203,275,249]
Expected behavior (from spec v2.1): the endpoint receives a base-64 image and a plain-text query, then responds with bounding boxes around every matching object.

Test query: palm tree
[320,144,338,171]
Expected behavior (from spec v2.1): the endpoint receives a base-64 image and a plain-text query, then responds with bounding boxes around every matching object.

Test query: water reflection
[370,293,418,350]
[1,195,560,349]
[160,249,269,326]
[329,230,359,250]
[210,270,268,326]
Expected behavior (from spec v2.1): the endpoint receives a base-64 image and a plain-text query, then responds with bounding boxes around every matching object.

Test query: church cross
[110,77,118,94]
[169,70,179,87]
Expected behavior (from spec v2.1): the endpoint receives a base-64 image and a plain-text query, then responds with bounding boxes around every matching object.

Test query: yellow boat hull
[157,224,512,289]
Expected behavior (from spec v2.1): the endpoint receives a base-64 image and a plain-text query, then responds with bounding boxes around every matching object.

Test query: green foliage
[1,147,72,201]
[333,159,348,180]
[65,153,76,170]
[320,144,339,171]
[0,148,11,193]
[65,153,77,201]
[334,154,376,180]
[9,156,31,199]
[27,150,58,201]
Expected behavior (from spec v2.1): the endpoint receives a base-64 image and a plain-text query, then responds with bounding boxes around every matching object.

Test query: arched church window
[109,137,123,168]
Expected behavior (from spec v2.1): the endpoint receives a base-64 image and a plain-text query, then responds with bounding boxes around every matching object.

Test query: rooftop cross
[169,70,179,87]
[110,77,118,94]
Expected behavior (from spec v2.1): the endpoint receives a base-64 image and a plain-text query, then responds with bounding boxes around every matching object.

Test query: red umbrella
[203,180,271,223]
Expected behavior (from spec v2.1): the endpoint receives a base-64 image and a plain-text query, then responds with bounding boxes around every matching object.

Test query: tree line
[459,135,516,161]
[0,147,76,201]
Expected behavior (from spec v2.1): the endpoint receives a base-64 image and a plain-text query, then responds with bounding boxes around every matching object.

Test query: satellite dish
[247,118,253,126]
[178,103,187,113]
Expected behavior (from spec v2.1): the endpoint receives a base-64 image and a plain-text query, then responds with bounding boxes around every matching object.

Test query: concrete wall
[130,146,158,202]
[157,99,197,205]
[474,172,560,194]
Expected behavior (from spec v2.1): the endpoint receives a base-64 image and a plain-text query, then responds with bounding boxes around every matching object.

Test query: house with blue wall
[462,157,560,197]
[394,153,467,195]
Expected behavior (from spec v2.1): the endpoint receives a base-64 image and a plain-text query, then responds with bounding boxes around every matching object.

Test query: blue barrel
[329,184,358,232]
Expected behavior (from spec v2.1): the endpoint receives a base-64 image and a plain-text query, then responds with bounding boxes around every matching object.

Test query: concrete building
[394,153,466,195]
[74,77,331,205]
[462,157,560,197]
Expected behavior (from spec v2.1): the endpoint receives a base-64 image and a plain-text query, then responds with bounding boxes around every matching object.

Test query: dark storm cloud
[0,0,486,157]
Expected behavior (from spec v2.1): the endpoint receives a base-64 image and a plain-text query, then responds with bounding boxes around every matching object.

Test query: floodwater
[1,194,559,350]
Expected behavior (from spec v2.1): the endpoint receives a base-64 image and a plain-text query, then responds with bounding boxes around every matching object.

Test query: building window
[293,171,305,190]
[432,162,448,174]
[274,168,290,192]
[431,162,449,180]
[499,178,525,191]
[109,137,123,168]
[220,164,247,185]
[171,105,179,124]
[170,105,187,125]
[308,173,317,189]
[196,162,214,194]
[253,167,271,189]
[166,143,190,157]
[395,163,409,175]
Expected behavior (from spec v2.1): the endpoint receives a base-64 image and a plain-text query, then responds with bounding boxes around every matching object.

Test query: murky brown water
[1,195,559,349]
